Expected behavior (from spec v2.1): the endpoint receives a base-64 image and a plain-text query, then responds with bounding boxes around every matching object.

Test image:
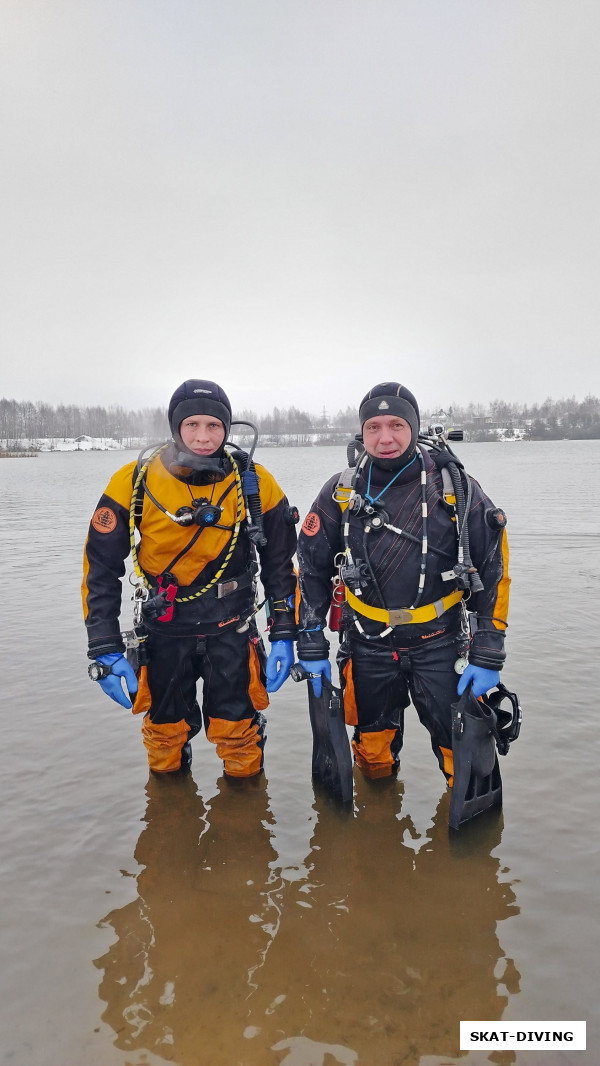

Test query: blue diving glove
[94,653,139,709]
[457,664,500,699]
[265,640,295,693]
[298,658,331,699]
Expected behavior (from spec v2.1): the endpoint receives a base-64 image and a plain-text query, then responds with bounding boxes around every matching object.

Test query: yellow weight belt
[345,586,463,626]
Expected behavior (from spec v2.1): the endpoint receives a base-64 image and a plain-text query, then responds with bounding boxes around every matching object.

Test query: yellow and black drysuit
[82,442,297,776]
[297,445,510,780]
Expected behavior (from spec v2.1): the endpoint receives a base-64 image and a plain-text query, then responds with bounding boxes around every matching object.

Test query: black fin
[307,679,353,804]
[449,686,503,830]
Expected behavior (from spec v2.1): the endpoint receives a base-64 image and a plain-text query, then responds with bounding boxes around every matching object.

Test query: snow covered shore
[1,435,144,452]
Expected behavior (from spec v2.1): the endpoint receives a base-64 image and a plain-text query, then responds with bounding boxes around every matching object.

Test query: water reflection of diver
[246,776,520,1065]
[94,773,283,1064]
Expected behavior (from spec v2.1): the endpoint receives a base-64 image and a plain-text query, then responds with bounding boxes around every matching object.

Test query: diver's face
[362,414,412,459]
[179,415,226,455]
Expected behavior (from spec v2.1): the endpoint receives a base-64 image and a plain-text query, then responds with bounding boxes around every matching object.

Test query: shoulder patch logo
[378,400,389,410]
[301,511,321,537]
[91,507,118,533]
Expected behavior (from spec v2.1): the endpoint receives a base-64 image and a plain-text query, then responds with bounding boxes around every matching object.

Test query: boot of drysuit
[131,626,268,777]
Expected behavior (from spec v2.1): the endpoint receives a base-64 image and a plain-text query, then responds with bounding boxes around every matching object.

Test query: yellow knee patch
[341,659,358,726]
[439,745,454,786]
[248,641,269,711]
[352,728,397,779]
[206,717,263,777]
[131,665,152,715]
[141,716,190,773]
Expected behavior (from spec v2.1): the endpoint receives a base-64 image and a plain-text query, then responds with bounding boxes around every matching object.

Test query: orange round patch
[301,511,321,536]
[91,506,118,533]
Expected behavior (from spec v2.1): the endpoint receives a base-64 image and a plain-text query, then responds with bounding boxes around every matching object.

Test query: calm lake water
[1,441,599,1066]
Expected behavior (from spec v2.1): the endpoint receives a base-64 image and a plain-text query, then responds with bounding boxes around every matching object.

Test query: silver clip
[121,629,140,649]
[132,584,149,624]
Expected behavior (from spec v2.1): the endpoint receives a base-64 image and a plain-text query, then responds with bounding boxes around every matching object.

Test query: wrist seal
[297,628,330,661]
[469,647,505,670]
[87,640,125,660]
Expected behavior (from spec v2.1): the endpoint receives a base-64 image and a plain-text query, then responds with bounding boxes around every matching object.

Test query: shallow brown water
[1,441,598,1065]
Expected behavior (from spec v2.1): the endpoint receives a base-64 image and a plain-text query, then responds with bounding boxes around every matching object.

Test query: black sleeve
[296,474,343,659]
[82,491,131,658]
[256,468,298,642]
[464,477,510,671]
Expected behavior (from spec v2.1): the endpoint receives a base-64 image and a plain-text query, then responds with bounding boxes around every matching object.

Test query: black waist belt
[151,570,254,600]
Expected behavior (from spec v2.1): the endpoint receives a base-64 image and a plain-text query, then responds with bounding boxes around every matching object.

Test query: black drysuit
[297,446,510,779]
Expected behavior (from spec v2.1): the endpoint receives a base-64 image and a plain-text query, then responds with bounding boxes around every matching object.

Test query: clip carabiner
[132,583,149,625]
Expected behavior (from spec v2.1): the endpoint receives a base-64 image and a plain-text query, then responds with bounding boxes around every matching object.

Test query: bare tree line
[450,394,600,440]
[0,399,169,442]
[1,394,600,444]
[0,399,358,443]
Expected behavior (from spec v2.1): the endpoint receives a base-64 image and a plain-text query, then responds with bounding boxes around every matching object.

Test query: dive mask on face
[167,450,230,481]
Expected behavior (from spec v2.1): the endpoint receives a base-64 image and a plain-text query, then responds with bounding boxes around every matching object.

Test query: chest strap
[345,586,463,626]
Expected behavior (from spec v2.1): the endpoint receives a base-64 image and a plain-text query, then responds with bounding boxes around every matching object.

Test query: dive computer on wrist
[88,660,112,682]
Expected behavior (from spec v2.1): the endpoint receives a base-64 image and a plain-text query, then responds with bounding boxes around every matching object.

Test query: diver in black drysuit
[295,382,510,784]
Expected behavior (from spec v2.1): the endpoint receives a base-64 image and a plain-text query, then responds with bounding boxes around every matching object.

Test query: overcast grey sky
[2,0,598,416]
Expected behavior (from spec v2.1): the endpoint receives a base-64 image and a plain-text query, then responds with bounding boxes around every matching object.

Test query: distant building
[421,410,462,434]
[470,415,498,429]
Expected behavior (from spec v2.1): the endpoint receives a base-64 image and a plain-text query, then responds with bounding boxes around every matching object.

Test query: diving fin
[486,682,522,755]
[449,686,503,830]
[291,665,353,803]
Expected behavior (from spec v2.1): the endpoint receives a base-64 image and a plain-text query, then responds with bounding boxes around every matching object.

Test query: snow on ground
[1,436,142,451]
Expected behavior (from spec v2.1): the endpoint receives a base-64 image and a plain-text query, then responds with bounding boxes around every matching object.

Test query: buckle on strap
[216,571,253,598]
[345,587,463,625]
[387,608,414,625]
[217,579,240,598]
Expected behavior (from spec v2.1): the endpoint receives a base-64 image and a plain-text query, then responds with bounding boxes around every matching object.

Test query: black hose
[227,427,267,548]
[447,461,484,594]
[362,528,387,608]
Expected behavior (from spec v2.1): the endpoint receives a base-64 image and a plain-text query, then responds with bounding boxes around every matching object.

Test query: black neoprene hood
[358,382,420,432]
[168,379,232,445]
[358,382,421,471]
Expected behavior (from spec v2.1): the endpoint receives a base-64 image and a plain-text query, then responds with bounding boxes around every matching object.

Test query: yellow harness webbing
[345,586,463,626]
[129,448,244,603]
